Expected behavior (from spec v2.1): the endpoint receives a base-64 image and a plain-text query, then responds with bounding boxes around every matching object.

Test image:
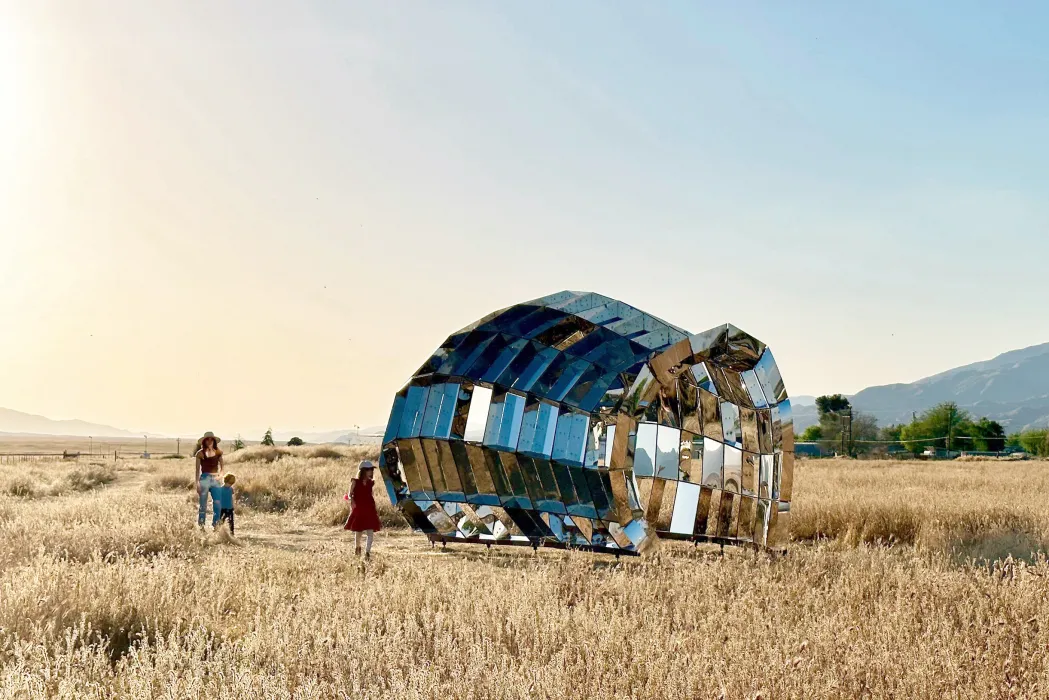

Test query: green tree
[879,424,904,443]
[850,412,879,454]
[231,435,246,451]
[878,424,906,454]
[287,436,305,446]
[815,394,851,418]
[261,428,275,447]
[798,425,823,442]
[965,418,1006,452]
[899,402,970,455]
[1018,429,1049,457]
[810,396,874,455]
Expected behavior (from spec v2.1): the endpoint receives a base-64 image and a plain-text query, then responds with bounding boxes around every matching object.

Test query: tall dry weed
[0,456,1048,697]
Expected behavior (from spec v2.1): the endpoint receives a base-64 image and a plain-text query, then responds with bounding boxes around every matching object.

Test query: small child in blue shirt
[214,473,236,534]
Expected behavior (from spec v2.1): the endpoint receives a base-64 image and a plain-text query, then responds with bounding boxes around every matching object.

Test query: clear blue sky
[2,1,1047,434]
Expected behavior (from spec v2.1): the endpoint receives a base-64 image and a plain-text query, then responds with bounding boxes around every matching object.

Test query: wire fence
[796,431,1027,459]
[0,451,187,465]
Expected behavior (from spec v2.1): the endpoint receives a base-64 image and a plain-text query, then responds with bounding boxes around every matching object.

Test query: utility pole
[946,405,954,456]
[89,436,93,455]
[177,437,181,456]
[847,408,854,456]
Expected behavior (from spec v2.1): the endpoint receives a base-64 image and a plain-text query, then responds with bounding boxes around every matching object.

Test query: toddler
[215,472,236,534]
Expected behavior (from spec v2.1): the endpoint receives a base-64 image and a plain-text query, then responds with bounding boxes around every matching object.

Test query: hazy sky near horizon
[2,1,1048,436]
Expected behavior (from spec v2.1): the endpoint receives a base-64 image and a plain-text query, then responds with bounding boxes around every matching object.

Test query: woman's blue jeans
[198,473,222,526]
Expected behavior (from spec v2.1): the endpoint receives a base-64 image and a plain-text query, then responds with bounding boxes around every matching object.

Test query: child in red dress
[345,460,382,559]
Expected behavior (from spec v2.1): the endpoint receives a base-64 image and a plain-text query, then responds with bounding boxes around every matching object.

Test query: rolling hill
[792,342,1049,433]
[0,408,145,438]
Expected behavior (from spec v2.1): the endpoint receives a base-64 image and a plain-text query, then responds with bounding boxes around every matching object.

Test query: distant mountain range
[792,342,1049,433]
[0,408,150,439]
[0,407,385,444]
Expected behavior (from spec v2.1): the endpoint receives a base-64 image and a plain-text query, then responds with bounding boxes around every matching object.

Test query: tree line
[797,395,1049,457]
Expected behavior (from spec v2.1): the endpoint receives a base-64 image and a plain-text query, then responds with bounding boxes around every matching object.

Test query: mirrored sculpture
[378,291,794,555]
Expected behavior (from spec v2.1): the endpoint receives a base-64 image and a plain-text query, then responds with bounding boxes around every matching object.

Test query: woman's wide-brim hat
[198,431,221,445]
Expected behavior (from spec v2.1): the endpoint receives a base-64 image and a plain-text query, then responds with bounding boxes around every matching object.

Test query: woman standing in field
[345,460,382,559]
[194,432,224,528]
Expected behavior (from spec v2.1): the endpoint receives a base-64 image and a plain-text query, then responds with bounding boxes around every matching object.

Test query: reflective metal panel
[737,495,756,541]
[518,400,559,458]
[566,466,596,519]
[633,422,658,477]
[759,454,774,499]
[483,391,526,451]
[465,443,499,503]
[420,439,446,494]
[382,390,407,446]
[435,440,465,501]
[449,441,478,501]
[719,492,739,538]
[449,383,473,440]
[721,401,741,447]
[480,448,513,502]
[420,382,459,439]
[551,411,590,465]
[498,452,533,509]
[771,403,783,453]
[514,457,549,512]
[399,438,435,499]
[694,486,713,534]
[398,384,430,439]
[463,385,493,442]
[635,476,656,518]
[757,409,774,454]
[670,481,701,535]
[780,451,795,502]
[570,515,595,543]
[740,407,759,453]
[741,369,768,408]
[548,460,578,512]
[779,399,795,452]
[585,469,613,520]
[702,437,724,489]
[690,362,717,394]
[678,374,701,433]
[768,502,790,549]
[772,453,782,500]
[754,499,770,547]
[482,338,529,384]
[754,348,787,404]
[678,431,698,482]
[653,479,677,531]
[624,364,659,420]
[601,424,616,467]
[700,389,723,442]
[705,489,723,537]
[655,425,681,479]
[741,452,759,496]
[723,445,742,494]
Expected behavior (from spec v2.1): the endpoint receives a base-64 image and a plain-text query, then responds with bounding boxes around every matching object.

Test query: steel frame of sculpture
[377,291,794,556]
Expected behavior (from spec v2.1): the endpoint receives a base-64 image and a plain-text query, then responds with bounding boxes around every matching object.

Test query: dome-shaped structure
[377,291,794,555]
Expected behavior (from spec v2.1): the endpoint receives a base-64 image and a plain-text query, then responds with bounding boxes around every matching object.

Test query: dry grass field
[1,447,1048,698]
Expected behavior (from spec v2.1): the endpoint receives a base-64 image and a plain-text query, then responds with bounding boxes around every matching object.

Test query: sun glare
[0,17,25,197]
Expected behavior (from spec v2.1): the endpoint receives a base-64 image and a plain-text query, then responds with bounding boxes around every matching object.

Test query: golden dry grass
[0,455,1048,698]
